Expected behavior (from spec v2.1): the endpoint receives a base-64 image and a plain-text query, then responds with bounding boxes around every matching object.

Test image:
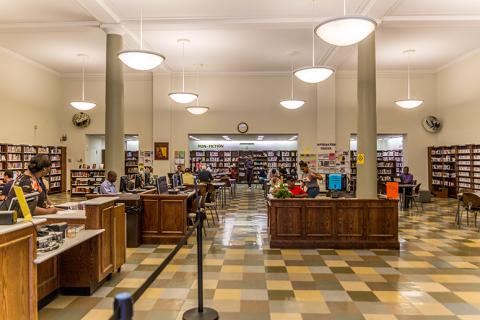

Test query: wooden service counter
[140,191,195,244]
[0,197,126,320]
[268,197,399,249]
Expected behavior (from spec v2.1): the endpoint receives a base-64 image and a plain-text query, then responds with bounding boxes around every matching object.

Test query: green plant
[274,183,292,199]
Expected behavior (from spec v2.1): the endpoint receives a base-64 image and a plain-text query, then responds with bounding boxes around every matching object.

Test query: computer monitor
[135,174,142,189]
[178,173,183,186]
[119,175,129,192]
[156,176,168,194]
[172,174,179,189]
[326,173,346,191]
[8,192,39,218]
[167,173,175,187]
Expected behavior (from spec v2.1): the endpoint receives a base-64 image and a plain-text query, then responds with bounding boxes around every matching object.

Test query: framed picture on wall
[154,142,169,160]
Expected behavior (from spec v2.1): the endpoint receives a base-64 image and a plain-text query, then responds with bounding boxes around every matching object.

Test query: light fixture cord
[290,63,294,99]
[407,51,411,99]
[140,8,143,49]
[196,65,200,106]
[343,0,346,16]
[311,0,315,66]
[81,56,85,101]
[182,41,185,92]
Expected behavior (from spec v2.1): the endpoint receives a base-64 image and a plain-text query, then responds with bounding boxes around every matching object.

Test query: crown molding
[436,47,480,73]
[61,72,152,80]
[0,46,59,76]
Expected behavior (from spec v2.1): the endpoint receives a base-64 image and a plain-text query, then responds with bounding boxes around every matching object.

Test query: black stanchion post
[183,210,219,320]
[113,292,133,320]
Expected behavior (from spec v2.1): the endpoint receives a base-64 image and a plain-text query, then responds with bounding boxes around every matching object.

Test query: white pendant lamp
[186,64,209,115]
[169,39,198,104]
[315,0,376,47]
[395,49,423,109]
[117,9,165,71]
[295,3,334,84]
[281,63,305,110]
[70,54,96,111]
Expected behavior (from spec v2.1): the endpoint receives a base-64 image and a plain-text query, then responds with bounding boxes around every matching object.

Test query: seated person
[100,171,118,194]
[286,178,308,198]
[197,165,213,183]
[258,165,268,185]
[268,168,279,180]
[143,166,155,186]
[399,166,414,184]
[183,168,195,186]
[176,165,184,174]
[229,165,238,180]
[269,176,281,194]
[279,163,289,179]
[0,170,14,201]
[1,155,57,215]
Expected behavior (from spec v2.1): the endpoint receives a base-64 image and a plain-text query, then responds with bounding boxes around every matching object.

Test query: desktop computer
[157,176,168,194]
[326,173,347,198]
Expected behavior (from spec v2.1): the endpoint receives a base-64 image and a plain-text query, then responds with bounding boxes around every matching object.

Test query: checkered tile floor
[41,188,480,320]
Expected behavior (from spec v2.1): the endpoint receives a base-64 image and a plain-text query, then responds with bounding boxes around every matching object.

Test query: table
[399,184,415,210]
[212,182,226,208]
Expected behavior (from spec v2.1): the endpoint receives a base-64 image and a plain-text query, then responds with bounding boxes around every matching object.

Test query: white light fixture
[281,63,306,109]
[186,106,209,115]
[257,136,264,140]
[395,49,424,109]
[70,54,96,111]
[288,135,298,141]
[186,64,209,115]
[315,0,376,47]
[169,39,198,104]
[222,136,231,141]
[117,9,165,71]
[294,2,334,84]
[189,135,200,141]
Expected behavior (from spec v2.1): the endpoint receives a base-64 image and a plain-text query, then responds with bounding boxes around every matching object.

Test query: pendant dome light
[169,39,198,104]
[70,54,96,111]
[295,1,334,84]
[281,63,305,109]
[315,0,377,47]
[186,64,209,115]
[117,9,165,71]
[395,49,423,109]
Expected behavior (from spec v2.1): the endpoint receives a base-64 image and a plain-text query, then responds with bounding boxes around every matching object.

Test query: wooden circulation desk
[140,190,196,244]
[0,197,126,320]
[268,197,399,249]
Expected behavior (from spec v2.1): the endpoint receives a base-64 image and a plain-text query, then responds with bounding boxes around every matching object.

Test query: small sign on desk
[386,182,399,199]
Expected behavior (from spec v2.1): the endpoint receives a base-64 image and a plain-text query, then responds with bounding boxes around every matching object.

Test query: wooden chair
[459,192,480,227]
[456,188,474,224]
[206,183,220,223]
[187,195,206,236]
[406,183,422,212]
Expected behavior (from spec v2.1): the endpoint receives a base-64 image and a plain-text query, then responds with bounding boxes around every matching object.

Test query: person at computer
[183,168,195,186]
[100,171,118,194]
[299,160,323,198]
[0,170,14,201]
[197,165,213,183]
[286,178,308,198]
[1,155,58,215]
[143,166,155,186]
[268,168,279,180]
[400,166,414,184]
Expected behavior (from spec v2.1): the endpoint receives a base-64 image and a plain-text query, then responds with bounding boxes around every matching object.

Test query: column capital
[101,24,125,35]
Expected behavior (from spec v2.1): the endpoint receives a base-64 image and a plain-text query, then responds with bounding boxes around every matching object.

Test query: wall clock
[72,112,91,128]
[422,115,442,133]
[237,122,248,134]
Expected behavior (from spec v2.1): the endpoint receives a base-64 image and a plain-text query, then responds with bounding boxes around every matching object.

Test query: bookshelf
[0,144,66,194]
[70,169,105,196]
[189,149,298,183]
[125,151,139,178]
[429,145,480,197]
[350,149,404,192]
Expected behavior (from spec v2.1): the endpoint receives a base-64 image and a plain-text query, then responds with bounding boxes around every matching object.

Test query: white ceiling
[1,0,480,73]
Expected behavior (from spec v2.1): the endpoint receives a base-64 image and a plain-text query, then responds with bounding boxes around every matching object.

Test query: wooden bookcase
[429,145,480,197]
[125,151,139,178]
[350,149,404,192]
[189,150,298,183]
[0,144,66,194]
[70,169,105,196]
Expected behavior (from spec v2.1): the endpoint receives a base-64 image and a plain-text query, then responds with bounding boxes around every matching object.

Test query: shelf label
[357,153,365,165]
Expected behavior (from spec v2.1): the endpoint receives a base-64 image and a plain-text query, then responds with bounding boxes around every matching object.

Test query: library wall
[0,47,63,146]
[436,50,480,145]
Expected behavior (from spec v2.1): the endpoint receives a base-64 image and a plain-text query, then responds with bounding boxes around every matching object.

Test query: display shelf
[125,151,139,179]
[70,169,105,195]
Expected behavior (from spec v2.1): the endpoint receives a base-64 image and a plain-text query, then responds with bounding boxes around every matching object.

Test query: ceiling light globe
[117,50,165,71]
[315,16,377,47]
[168,92,198,104]
[280,100,305,110]
[70,101,96,111]
[395,99,424,109]
[186,106,209,115]
[294,67,334,84]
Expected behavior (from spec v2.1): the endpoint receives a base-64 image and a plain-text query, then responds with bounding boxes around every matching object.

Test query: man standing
[100,170,118,194]
[245,156,254,188]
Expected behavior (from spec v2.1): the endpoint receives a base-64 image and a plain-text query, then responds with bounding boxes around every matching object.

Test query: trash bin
[126,205,141,247]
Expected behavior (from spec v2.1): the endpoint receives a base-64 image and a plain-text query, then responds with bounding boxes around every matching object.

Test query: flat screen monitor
[156,176,168,194]
[178,173,183,186]
[8,192,39,218]
[172,174,179,189]
[135,174,142,189]
[167,173,174,187]
[326,173,346,191]
[119,175,129,192]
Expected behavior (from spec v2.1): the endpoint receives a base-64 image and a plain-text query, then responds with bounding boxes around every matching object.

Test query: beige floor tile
[414,282,450,292]
[374,291,409,303]
[340,281,371,291]
[264,260,286,266]
[81,309,112,320]
[267,280,294,290]
[455,292,480,303]
[294,290,324,301]
[413,302,454,316]
[116,278,146,288]
[351,267,378,275]
[270,313,303,320]
[286,266,311,274]
[213,289,242,300]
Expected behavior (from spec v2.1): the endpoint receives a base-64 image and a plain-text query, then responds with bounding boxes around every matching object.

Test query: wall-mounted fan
[422,116,441,133]
[72,112,91,128]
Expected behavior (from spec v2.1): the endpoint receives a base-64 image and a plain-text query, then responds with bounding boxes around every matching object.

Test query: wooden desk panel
[0,226,37,320]
[268,198,399,249]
